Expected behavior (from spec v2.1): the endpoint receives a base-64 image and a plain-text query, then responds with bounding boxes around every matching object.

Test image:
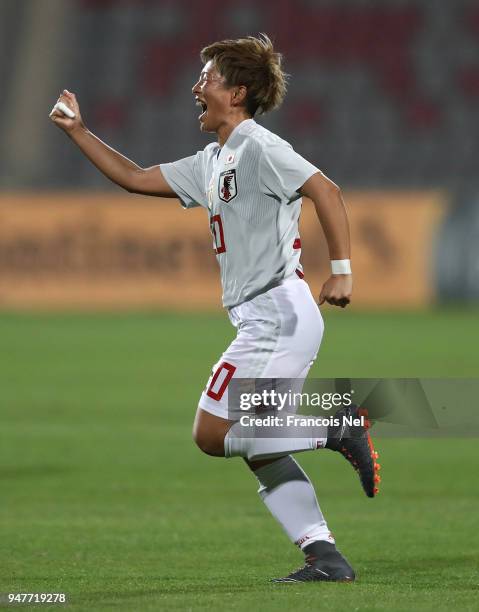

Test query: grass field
[1,309,478,611]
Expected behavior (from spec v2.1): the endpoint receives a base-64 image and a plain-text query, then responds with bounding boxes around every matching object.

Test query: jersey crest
[219,169,237,203]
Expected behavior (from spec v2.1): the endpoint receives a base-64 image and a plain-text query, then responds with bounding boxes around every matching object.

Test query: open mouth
[196,99,208,121]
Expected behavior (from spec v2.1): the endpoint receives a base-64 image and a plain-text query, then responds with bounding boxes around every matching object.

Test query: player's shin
[252,455,333,547]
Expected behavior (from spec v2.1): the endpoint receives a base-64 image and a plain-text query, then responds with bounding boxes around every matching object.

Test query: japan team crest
[218,169,237,203]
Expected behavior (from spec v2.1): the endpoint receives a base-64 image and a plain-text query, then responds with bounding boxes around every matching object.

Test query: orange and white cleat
[325,405,381,498]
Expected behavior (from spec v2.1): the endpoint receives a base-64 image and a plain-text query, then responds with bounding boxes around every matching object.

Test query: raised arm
[300,171,352,308]
[49,90,176,198]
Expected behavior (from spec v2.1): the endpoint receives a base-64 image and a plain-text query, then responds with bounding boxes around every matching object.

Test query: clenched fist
[49,90,84,133]
[319,274,352,308]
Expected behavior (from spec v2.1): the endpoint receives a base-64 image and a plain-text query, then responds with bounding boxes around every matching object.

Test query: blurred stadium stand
[1,0,478,191]
[1,0,478,306]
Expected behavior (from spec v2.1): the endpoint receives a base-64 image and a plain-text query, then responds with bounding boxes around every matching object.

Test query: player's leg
[193,404,328,457]
[245,454,355,582]
[241,360,356,582]
[225,402,379,498]
[193,278,326,455]
[193,279,379,497]
[191,404,327,457]
[192,401,380,500]
[193,411,334,579]
[246,451,332,549]
[192,408,355,581]
[193,279,378,582]
[192,408,231,456]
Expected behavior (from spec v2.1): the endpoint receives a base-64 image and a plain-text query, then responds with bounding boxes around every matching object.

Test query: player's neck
[216,114,252,147]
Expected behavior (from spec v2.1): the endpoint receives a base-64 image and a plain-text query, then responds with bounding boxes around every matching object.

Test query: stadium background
[1,1,478,610]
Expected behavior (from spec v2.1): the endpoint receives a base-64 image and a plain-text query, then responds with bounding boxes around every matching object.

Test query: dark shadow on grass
[0,465,74,480]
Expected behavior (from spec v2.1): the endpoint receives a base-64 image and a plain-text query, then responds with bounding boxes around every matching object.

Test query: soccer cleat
[272,540,355,583]
[325,405,381,498]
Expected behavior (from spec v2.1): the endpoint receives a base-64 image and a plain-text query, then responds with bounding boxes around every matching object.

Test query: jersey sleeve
[160,151,207,209]
[259,142,320,204]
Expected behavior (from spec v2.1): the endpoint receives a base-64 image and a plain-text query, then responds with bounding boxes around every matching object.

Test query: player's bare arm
[300,172,353,308]
[49,90,176,198]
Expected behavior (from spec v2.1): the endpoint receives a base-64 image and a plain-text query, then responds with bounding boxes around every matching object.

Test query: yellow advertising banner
[304,191,447,307]
[0,191,446,310]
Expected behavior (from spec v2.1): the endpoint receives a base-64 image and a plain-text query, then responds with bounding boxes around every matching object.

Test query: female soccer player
[50,34,379,582]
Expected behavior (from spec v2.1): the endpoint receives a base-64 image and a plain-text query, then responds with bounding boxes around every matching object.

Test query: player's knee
[192,425,225,457]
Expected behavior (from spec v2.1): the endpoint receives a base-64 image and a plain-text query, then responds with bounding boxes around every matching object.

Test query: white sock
[253,455,334,549]
[224,421,327,460]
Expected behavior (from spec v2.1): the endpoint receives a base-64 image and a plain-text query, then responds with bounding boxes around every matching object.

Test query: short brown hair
[200,33,288,116]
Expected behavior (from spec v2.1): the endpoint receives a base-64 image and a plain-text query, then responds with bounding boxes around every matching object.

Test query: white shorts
[198,278,324,419]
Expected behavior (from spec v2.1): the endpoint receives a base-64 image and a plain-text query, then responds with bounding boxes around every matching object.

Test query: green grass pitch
[1,309,478,611]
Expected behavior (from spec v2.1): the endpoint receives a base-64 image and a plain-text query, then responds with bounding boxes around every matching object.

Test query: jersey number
[210,214,226,254]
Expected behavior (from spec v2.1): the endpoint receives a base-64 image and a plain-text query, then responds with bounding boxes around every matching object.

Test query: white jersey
[160,119,319,308]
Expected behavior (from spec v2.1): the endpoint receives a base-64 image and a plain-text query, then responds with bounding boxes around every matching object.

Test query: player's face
[192,61,233,134]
